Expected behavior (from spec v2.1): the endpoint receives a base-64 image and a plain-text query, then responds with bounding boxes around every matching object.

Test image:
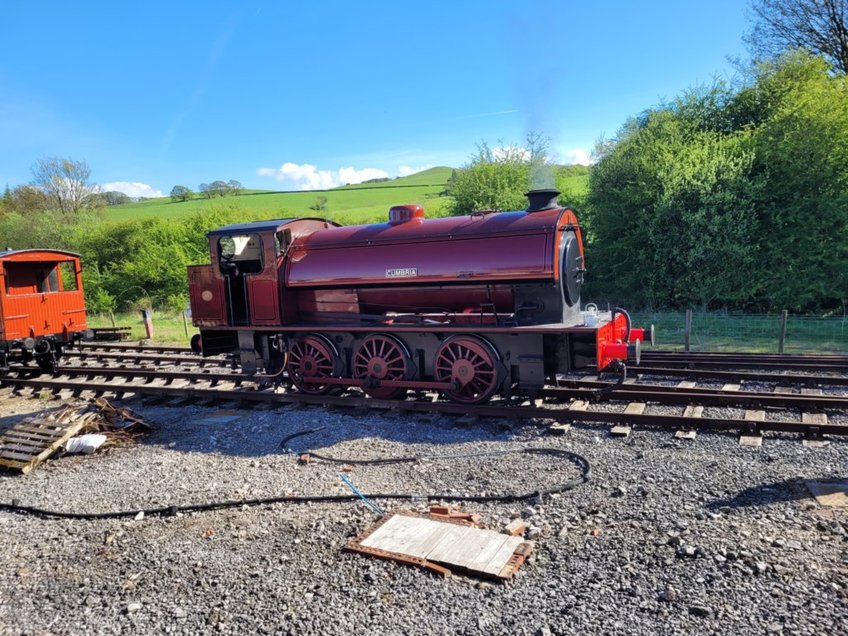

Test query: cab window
[217,233,263,275]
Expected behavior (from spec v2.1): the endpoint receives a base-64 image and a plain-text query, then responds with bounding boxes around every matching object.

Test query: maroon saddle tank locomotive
[187,189,649,403]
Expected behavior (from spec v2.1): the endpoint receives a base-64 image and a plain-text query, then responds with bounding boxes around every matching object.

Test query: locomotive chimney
[526,188,561,212]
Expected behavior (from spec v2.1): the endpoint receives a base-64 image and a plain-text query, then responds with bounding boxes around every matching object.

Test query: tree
[170,185,193,202]
[209,180,229,197]
[7,185,51,214]
[227,180,243,195]
[446,133,552,214]
[585,53,848,312]
[199,183,211,199]
[30,156,97,214]
[96,191,132,206]
[309,195,328,211]
[746,0,848,74]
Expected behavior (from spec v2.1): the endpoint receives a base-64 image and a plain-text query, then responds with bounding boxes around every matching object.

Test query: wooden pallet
[0,410,96,474]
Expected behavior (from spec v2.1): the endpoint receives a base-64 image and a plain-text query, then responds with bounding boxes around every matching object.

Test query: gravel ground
[1,392,847,636]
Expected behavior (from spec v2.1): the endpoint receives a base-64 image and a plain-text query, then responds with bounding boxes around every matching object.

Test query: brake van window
[59,261,78,291]
[4,262,59,294]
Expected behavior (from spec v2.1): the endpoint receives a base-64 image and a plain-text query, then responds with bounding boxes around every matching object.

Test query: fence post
[182,310,189,337]
[778,309,788,354]
[142,309,154,339]
[684,309,692,352]
[109,311,116,328]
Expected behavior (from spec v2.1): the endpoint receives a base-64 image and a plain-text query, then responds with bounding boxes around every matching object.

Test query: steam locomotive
[187,189,649,403]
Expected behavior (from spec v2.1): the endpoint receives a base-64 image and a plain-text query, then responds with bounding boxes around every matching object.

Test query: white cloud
[561,148,593,165]
[338,166,389,184]
[257,162,390,190]
[100,181,164,199]
[397,164,435,177]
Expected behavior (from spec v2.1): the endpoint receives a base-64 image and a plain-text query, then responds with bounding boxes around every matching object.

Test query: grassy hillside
[106,165,588,224]
[108,167,454,224]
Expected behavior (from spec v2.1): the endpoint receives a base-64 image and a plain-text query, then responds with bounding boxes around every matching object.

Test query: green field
[108,167,456,224]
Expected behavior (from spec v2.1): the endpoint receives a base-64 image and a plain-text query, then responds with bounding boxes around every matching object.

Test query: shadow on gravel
[706,479,812,511]
[131,400,532,459]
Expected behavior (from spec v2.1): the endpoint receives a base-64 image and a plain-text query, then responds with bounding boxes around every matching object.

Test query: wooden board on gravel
[0,411,94,474]
[345,511,533,580]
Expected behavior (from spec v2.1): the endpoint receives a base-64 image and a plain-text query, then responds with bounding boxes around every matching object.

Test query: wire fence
[630,311,848,354]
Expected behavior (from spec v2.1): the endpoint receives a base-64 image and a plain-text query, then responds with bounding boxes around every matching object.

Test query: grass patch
[632,311,848,354]
[88,312,197,345]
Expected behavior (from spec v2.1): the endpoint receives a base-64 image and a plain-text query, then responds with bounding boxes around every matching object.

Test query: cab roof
[206,218,337,237]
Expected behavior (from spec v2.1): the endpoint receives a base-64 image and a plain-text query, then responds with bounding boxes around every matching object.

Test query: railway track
[64,349,231,369]
[12,364,848,411]
[79,342,193,355]
[638,350,848,371]
[3,362,846,441]
[60,346,848,389]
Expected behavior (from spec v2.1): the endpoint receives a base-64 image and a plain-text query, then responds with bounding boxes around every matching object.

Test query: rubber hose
[0,447,590,521]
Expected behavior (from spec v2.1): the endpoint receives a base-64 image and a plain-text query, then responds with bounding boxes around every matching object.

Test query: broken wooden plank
[569,400,589,411]
[801,413,828,426]
[721,383,741,392]
[624,402,646,415]
[676,381,698,389]
[676,405,703,439]
[805,481,848,508]
[738,410,766,446]
[682,405,704,418]
[738,435,763,447]
[802,439,830,449]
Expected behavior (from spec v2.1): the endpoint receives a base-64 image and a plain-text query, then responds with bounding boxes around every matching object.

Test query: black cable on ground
[1,429,590,521]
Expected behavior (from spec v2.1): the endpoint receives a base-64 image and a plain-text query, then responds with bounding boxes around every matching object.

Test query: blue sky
[0,1,749,197]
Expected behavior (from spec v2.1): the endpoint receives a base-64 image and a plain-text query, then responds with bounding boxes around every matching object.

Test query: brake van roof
[0,249,80,261]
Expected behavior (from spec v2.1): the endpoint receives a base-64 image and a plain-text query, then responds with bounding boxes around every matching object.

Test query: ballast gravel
[0,393,846,636]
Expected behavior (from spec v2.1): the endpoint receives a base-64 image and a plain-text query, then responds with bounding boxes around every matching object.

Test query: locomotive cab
[187,218,337,364]
[215,232,264,326]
